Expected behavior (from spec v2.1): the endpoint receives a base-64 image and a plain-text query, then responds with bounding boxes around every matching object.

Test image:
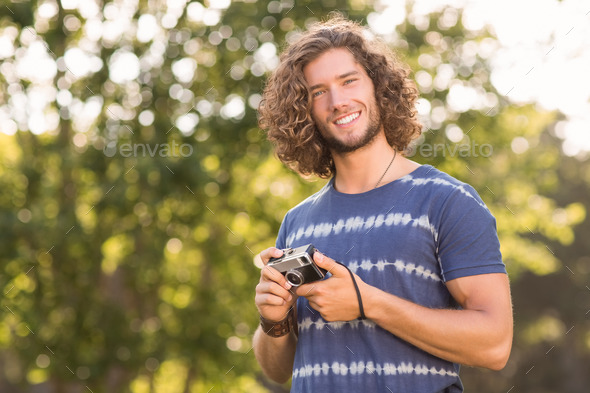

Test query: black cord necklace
[374,150,397,189]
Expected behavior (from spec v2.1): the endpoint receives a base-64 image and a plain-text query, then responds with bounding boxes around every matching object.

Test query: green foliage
[0,1,588,392]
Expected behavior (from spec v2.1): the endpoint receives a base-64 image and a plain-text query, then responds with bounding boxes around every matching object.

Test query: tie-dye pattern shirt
[276,165,506,393]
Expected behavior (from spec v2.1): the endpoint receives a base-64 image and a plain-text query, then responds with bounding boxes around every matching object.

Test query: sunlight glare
[109,51,140,84]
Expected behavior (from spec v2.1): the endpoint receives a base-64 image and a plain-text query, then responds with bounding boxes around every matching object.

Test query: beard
[315,102,382,154]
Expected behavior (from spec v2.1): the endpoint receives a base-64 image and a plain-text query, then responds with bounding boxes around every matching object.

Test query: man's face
[303,48,382,154]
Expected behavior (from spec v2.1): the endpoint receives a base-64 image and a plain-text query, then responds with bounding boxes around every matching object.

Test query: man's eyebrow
[338,70,360,80]
[308,70,360,91]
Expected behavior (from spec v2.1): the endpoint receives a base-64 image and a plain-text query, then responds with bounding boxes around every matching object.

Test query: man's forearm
[363,274,513,370]
[253,326,297,383]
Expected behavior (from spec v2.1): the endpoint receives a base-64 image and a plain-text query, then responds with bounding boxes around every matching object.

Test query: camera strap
[336,261,366,320]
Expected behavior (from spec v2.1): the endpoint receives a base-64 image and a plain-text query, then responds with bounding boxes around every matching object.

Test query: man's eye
[312,90,324,97]
[344,79,357,85]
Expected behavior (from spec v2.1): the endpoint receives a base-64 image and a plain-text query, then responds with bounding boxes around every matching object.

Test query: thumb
[314,251,346,277]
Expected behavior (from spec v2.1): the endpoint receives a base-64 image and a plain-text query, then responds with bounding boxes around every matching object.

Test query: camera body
[268,244,326,287]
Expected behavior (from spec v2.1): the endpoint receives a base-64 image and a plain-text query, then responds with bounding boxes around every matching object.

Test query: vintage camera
[268,244,327,287]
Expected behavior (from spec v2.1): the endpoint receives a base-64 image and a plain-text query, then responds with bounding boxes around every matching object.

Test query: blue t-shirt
[275,165,506,393]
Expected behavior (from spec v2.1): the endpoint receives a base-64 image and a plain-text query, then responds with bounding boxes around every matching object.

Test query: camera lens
[285,270,304,287]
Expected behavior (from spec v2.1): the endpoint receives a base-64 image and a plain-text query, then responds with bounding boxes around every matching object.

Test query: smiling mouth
[334,111,360,126]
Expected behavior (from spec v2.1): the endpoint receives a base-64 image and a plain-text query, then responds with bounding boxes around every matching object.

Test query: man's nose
[329,87,349,112]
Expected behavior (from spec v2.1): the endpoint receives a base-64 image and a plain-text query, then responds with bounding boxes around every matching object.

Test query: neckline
[327,164,432,197]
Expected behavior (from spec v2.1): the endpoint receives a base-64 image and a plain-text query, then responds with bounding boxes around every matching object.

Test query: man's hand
[295,251,365,322]
[255,247,298,322]
[253,247,299,384]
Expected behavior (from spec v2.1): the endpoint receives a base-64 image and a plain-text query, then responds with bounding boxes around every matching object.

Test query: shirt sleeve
[435,184,506,282]
[275,210,290,250]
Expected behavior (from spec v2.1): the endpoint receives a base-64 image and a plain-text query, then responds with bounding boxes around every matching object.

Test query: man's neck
[330,133,421,194]
[331,133,406,194]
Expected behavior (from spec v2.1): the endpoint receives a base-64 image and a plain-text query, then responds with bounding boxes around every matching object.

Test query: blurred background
[1,0,589,392]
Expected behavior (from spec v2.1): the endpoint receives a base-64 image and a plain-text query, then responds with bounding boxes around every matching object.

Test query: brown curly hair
[258,15,422,178]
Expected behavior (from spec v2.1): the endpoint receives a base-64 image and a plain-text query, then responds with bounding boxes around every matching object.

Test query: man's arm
[253,247,299,383]
[297,252,513,370]
[253,313,298,383]
[364,272,513,370]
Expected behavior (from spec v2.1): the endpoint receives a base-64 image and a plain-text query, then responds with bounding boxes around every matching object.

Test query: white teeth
[334,112,360,125]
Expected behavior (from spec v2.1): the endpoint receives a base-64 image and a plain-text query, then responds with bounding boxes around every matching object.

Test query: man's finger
[258,247,284,266]
[313,251,346,276]
[262,265,292,290]
[295,282,320,298]
[256,283,293,305]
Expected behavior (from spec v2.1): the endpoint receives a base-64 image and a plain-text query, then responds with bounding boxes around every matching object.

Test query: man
[253,15,513,392]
